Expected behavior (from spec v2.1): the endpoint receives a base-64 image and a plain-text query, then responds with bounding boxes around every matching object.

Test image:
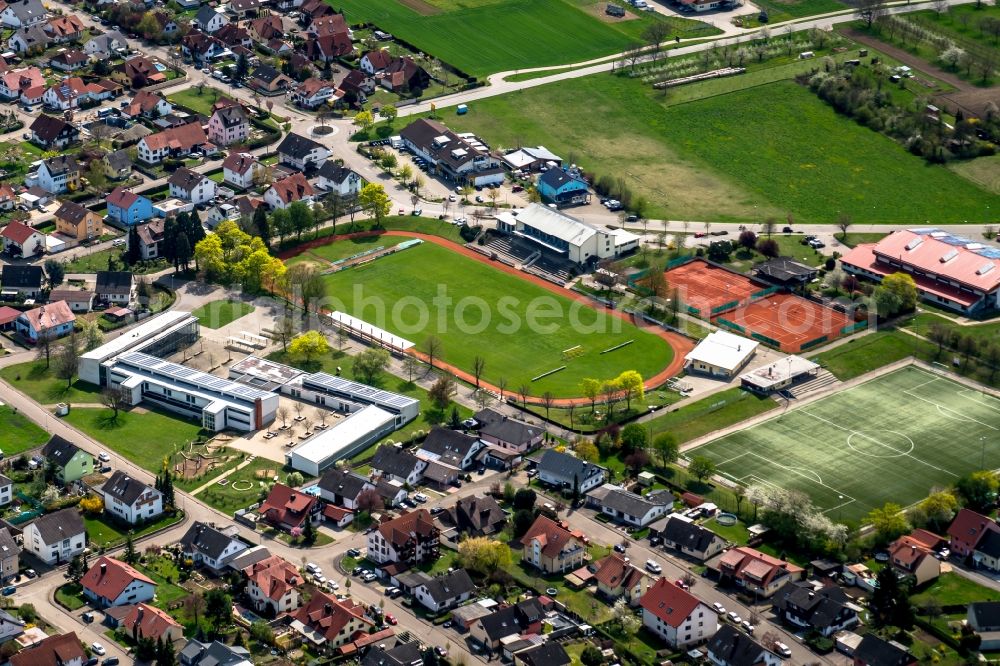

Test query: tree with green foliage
[512,509,536,537]
[353,347,391,385]
[619,422,648,455]
[580,645,604,666]
[870,565,912,629]
[289,331,330,365]
[54,333,80,389]
[234,52,249,82]
[616,370,644,410]
[689,456,716,482]
[652,432,679,469]
[287,200,313,240]
[575,439,599,463]
[154,637,175,666]
[458,536,511,575]
[428,375,454,410]
[204,588,232,634]
[956,470,999,512]
[302,518,316,546]
[253,204,270,249]
[513,488,537,512]
[865,502,910,545]
[353,110,374,133]
[581,378,601,413]
[358,182,391,228]
[915,490,958,532]
[250,620,274,645]
[877,272,918,313]
[285,262,326,315]
[67,554,85,583]
[381,105,398,125]
[43,259,64,288]
[124,531,137,564]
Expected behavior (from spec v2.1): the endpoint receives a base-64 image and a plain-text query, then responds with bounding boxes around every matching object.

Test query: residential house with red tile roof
[222,152,265,190]
[359,49,392,75]
[290,591,372,651]
[291,78,337,110]
[639,577,717,648]
[265,172,315,210]
[81,556,157,608]
[949,508,1000,558]
[259,482,321,533]
[243,554,304,614]
[0,66,43,100]
[889,529,943,585]
[122,603,184,644]
[125,90,173,118]
[366,509,440,568]
[16,301,76,344]
[43,14,84,41]
[519,515,587,574]
[378,57,429,93]
[591,552,651,606]
[208,104,249,146]
[137,122,213,164]
[117,55,166,89]
[304,32,352,63]
[9,632,86,666]
[717,547,804,598]
[1,220,44,257]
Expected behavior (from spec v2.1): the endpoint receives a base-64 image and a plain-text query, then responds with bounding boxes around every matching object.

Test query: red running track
[278,230,694,407]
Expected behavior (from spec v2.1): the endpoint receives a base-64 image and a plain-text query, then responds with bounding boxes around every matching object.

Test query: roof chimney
[100,562,107,575]
[324,603,332,615]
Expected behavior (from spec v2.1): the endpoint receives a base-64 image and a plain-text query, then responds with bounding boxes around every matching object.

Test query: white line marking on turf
[957,388,1000,415]
[802,411,959,477]
[743,453,857,511]
[903,389,999,432]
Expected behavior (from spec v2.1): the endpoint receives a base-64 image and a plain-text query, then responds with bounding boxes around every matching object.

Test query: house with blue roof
[107,187,153,226]
[536,168,590,208]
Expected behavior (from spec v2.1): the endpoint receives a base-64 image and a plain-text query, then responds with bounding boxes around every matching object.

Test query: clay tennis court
[717,292,855,353]
[664,259,762,316]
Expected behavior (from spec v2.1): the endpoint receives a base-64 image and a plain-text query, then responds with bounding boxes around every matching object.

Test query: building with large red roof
[639,577,717,648]
[841,228,1000,315]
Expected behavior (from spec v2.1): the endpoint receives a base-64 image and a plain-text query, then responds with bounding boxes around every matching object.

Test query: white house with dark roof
[474,408,543,453]
[586,484,671,527]
[23,507,86,564]
[95,271,136,306]
[0,476,11,508]
[1,264,43,299]
[101,470,164,525]
[415,427,483,471]
[179,521,248,572]
[276,132,329,171]
[535,449,605,493]
[412,568,476,613]
[653,515,727,562]
[370,445,426,486]
[194,5,229,33]
[316,161,363,197]
[316,468,374,510]
[0,527,20,583]
[707,624,782,666]
[222,152,264,190]
[1,0,48,29]
[168,167,217,205]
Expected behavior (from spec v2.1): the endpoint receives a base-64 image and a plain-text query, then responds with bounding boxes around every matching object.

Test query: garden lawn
[0,360,102,404]
[55,583,86,610]
[193,456,288,515]
[140,557,190,607]
[190,299,256,329]
[949,154,1000,195]
[168,87,224,115]
[84,512,185,548]
[0,404,48,456]
[62,248,123,274]
[428,75,996,224]
[314,241,674,397]
[646,387,777,443]
[334,0,717,77]
[911,572,1000,606]
[63,407,208,473]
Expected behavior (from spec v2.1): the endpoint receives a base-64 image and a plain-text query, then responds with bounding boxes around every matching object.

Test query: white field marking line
[821,496,857,516]
[802,410,959,477]
[903,388,1000,432]
[716,451,752,467]
[742,474,783,493]
[956,388,1000,415]
[935,404,975,423]
[744,451,857,506]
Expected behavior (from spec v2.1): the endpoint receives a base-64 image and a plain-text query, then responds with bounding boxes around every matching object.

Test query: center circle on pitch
[847,430,914,458]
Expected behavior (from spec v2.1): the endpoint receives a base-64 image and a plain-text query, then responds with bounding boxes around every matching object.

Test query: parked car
[306,562,321,574]
[24,569,37,579]
[1,587,15,596]
[84,658,99,666]
[385,613,397,625]
[512,185,524,193]
[103,658,120,666]
[712,602,726,615]
[346,548,361,558]
[645,560,662,574]
[808,238,825,249]
[82,612,94,623]
[775,642,792,658]
[98,451,111,462]
[727,612,742,624]
[430,506,444,515]
[413,493,428,503]
[91,643,106,656]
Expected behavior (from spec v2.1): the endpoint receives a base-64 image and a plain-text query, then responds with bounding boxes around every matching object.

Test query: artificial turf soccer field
[687,366,1000,523]
[315,241,674,397]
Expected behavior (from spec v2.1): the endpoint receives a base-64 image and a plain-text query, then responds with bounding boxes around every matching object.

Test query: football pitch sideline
[687,365,1000,523]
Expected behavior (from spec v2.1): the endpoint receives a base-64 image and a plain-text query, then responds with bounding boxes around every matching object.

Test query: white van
[645,559,662,574]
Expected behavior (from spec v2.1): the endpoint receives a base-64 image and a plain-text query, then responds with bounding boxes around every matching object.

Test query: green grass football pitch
[687,366,1000,523]
[316,241,674,397]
